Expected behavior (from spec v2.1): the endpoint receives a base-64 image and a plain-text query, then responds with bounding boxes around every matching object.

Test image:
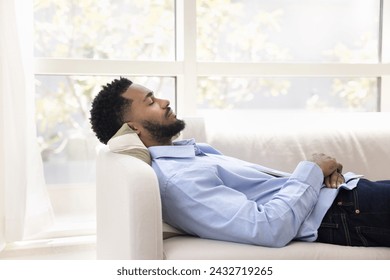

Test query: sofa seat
[163,236,390,260]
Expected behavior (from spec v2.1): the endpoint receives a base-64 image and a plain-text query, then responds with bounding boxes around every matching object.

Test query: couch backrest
[181,112,390,181]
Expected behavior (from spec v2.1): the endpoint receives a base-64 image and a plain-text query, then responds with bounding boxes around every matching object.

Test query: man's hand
[310,153,344,188]
[324,170,345,189]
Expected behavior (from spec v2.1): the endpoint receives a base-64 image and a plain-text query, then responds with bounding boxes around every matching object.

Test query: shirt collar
[148,138,204,159]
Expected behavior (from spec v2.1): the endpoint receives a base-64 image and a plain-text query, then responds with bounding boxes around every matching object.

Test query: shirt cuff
[289,161,324,194]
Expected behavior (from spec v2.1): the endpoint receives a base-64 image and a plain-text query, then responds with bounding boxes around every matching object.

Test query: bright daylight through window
[196,0,380,113]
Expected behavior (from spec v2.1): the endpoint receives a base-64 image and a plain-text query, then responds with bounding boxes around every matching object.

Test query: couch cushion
[163,236,390,260]
[183,112,390,181]
[107,123,151,164]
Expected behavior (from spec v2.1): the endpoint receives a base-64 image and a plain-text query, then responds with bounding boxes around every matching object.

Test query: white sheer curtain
[0,0,54,251]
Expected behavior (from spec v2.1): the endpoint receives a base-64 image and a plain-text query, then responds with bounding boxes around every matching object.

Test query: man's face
[122,83,185,145]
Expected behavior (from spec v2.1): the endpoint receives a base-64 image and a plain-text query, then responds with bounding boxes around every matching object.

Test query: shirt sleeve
[162,161,323,248]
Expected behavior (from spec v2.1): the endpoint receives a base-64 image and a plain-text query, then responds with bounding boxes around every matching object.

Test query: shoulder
[196,143,223,155]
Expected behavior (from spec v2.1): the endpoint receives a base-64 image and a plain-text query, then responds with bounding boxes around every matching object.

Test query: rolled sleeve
[288,161,324,196]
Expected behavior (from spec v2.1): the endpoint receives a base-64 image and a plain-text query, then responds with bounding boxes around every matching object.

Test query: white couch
[96,112,390,259]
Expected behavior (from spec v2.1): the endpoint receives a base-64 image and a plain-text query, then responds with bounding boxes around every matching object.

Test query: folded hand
[310,153,344,188]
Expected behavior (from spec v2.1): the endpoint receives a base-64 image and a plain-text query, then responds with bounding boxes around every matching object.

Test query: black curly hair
[90,77,133,144]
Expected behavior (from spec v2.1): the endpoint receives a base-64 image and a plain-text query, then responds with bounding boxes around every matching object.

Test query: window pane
[197,0,380,62]
[197,77,378,113]
[35,75,175,185]
[34,0,175,60]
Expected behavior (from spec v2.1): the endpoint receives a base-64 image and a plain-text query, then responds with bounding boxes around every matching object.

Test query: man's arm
[162,162,323,248]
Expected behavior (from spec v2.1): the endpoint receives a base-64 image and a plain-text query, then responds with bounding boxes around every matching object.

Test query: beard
[142,118,186,144]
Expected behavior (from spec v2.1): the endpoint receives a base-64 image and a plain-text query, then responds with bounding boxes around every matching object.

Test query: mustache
[165,107,172,118]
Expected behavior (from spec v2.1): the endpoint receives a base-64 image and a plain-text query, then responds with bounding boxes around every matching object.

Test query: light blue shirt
[149,139,361,248]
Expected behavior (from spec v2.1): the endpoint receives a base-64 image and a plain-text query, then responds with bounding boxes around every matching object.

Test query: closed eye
[148,97,156,105]
[143,91,155,105]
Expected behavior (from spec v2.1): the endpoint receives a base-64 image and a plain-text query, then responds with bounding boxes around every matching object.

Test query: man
[90,77,390,248]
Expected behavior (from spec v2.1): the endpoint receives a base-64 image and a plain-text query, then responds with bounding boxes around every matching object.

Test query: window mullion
[175,0,197,116]
[380,0,390,111]
[197,62,389,77]
[381,0,390,63]
[34,59,182,76]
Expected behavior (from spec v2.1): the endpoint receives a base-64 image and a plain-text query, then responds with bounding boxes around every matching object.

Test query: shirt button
[355,209,360,214]
[337,201,342,206]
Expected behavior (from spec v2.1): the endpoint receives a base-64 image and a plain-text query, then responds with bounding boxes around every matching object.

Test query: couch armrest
[96,146,163,259]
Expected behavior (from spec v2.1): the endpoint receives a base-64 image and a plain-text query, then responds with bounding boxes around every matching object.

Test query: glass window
[35,75,175,185]
[197,0,380,62]
[197,77,378,113]
[34,0,175,60]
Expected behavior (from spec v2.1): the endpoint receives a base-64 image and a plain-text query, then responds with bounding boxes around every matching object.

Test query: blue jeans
[317,179,390,247]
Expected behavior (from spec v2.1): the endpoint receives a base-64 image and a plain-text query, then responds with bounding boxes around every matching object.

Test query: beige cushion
[107,123,151,164]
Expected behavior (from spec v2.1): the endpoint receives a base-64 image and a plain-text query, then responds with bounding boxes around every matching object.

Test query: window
[34,0,176,184]
[34,0,175,60]
[197,77,378,113]
[196,0,385,114]
[33,0,390,236]
[197,0,380,63]
[33,0,176,235]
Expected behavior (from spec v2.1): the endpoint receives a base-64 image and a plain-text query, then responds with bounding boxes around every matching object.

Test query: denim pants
[317,179,390,247]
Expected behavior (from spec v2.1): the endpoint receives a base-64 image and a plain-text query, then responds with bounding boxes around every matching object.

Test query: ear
[126,122,141,135]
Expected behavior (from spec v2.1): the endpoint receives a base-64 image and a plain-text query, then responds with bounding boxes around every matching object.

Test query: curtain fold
[0,0,54,251]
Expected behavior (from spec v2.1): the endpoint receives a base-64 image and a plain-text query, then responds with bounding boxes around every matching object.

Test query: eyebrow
[143,91,154,102]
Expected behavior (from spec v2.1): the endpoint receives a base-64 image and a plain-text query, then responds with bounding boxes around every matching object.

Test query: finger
[337,163,343,173]
[337,173,345,186]
[329,171,339,188]
[324,176,331,188]
[326,160,339,178]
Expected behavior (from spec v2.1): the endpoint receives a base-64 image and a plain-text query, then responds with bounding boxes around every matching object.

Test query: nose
[157,98,170,109]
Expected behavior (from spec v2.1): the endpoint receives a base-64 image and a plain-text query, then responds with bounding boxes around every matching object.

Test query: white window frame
[380,0,390,110]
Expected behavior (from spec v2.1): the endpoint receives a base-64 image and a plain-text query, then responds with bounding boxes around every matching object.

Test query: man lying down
[90,77,390,248]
